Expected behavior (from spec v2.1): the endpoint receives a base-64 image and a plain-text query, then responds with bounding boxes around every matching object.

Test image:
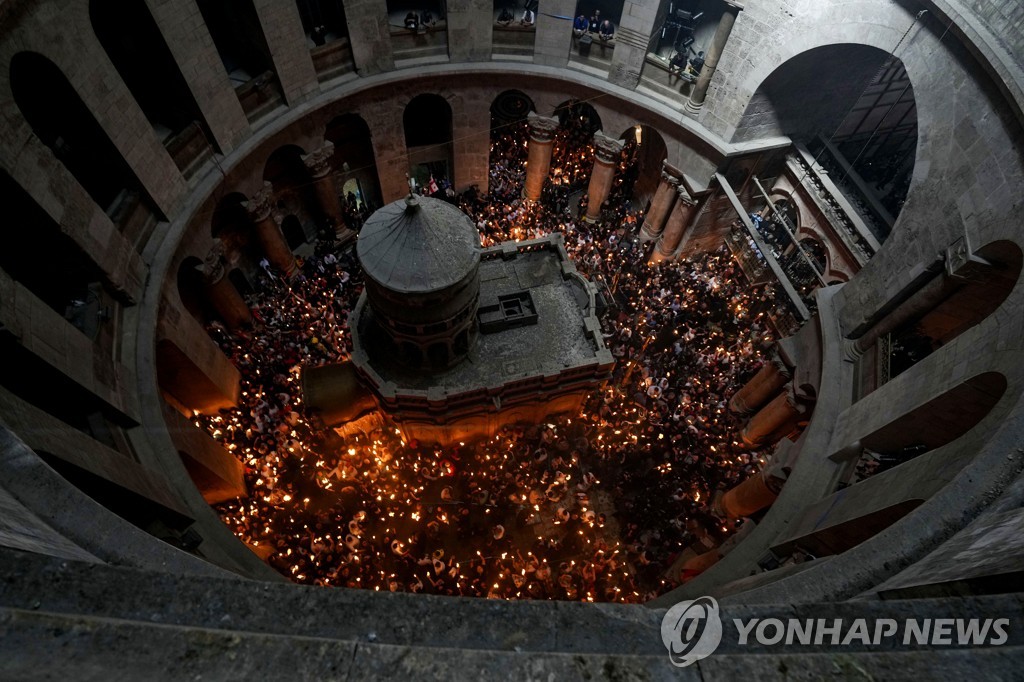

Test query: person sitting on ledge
[421,9,434,26]
[497,6,513,25]
[688,50,706,76]
[598,18,614,41]
[404,11,419,30]
[669,51,687,73]
[520,7,535,25]
[573,14,589,38]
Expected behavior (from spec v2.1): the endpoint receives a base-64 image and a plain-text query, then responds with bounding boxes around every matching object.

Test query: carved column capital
[243,182,275,222]
[592,130,624,165]
[675,185,698,207]
[661,160,684,186]
[527,112,559,143]
[202,240,227,282]
[302,141,336,179]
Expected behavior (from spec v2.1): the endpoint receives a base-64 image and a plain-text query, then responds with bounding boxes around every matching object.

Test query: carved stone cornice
[527,112,559,143]
[302,141,335,178]
[243,182,275,223]
[592,130,624,165]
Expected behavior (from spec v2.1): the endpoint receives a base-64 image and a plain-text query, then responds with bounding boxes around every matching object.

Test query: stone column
[739,387,803,448]
[252,0,319,105]
[715,470,781,519]
[341,0,395,75]
[523,113,559,201]
[144,0,250,152]
[649,187,699,263]
[243,182,297,278]
[729,351,791,415]
[608,0,660,89]
[533,0,576,67]
[584,131,625,223]
[639,162,683,242]
[685,2,742,114]
[446,0,492,62]
[203,243,251,331]
[302,142,355,243]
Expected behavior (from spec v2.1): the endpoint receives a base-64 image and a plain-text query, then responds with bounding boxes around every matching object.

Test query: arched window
[738,45,917,238]
[616,124,667,206]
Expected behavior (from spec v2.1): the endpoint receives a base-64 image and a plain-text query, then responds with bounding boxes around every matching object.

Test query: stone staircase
[0,549,1020,680]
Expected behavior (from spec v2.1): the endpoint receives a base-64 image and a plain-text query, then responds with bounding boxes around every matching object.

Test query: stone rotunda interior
[1,0,1023,677]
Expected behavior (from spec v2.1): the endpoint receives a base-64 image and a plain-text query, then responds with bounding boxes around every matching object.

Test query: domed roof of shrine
[357,194,481,294]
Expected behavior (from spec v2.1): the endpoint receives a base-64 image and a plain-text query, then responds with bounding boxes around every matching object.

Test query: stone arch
[404,93,454,191]
[211,192,256,260]
[326,112,382,210]
[281,214,307,250]
[490,89,536,125]
[263,144,318,222]
[617,124,668,206]
[9,51,160,227]
[779,371,1009,559]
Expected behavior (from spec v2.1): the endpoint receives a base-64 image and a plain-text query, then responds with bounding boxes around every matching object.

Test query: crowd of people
[197,110,776,603]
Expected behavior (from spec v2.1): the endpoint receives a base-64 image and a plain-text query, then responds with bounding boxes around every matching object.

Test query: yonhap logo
[660,596,723,667]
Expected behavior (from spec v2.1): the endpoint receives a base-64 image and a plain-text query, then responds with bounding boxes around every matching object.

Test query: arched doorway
[489,90,536,200]
[736,45,917,241]
[326,113,382,216]
[404,94,453,195]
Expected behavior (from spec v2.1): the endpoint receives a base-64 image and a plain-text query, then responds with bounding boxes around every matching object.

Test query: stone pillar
[341,0,395,75]
[715,470,781,519]
[252,0,319,105]
[649,187,699,263]
[446,0,493,62]
[243,182,297,278]
[584,131,625,223]
[523,113,559,201]
[143,0,250,152]
[608,0,660,89]
[203,243,251,331]
[639,162,683,242]
[739,388,803,448]
[302,142,355,243]
[685,2,742,114]
[533,0,576,67]
[729,352,791,415]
